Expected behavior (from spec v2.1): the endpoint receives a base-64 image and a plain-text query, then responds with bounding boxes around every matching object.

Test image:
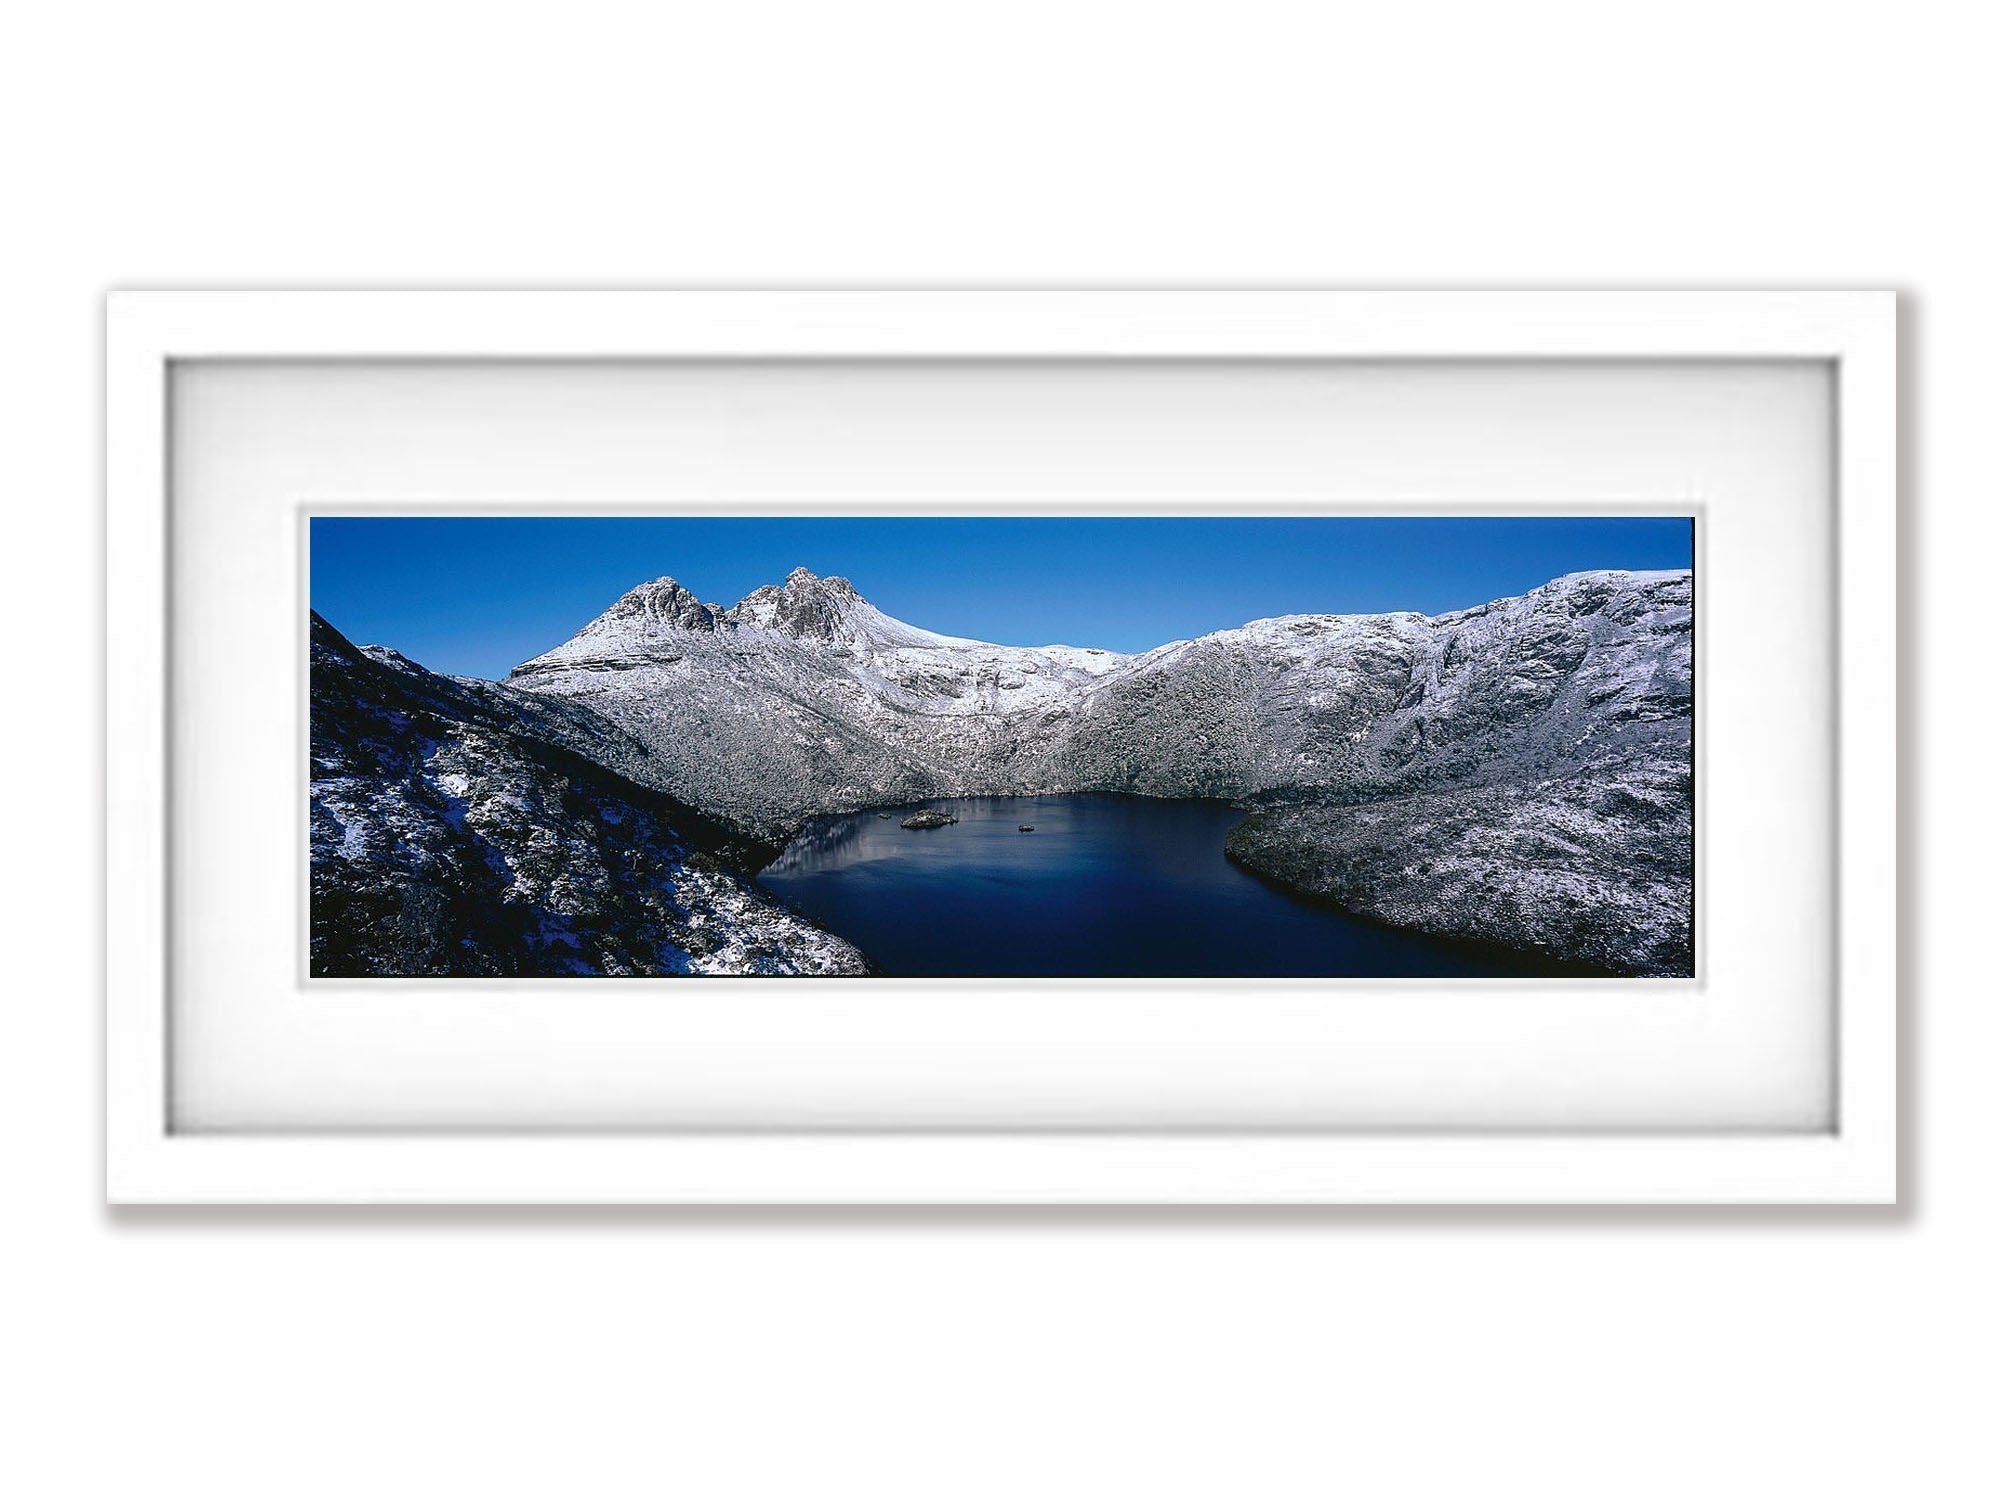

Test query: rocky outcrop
[309,612,868,978]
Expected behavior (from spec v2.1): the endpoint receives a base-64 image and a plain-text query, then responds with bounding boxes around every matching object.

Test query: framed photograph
[106,290,1896,1203]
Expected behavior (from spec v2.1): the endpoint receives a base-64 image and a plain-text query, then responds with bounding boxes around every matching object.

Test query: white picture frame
[106,290,1897,1204]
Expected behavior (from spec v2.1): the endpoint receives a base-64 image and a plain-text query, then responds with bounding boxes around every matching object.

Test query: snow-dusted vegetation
[309,613,868,978]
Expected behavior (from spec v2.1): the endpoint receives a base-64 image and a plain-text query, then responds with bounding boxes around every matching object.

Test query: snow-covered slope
[1054,568,1691,795]
[309,612,868,978]
[504,565,1693,974]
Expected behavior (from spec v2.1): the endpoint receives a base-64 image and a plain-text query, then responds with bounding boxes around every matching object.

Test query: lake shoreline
[757,792,1595,980]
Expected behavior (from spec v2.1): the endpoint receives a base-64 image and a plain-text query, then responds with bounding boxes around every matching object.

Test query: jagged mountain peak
[728,567,873,640]
[604,575,723,632]
[721,567,958,650]
[728,565,857,604]
[785,565,855,596]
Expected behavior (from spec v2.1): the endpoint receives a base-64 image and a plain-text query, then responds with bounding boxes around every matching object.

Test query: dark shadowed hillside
[309,612,867,977]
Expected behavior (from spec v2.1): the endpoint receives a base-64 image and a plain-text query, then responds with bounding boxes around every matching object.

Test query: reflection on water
[758,793,1581,979]
[764,812,871,867]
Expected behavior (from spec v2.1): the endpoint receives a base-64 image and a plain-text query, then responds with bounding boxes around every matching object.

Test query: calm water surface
[758,794,1577,978]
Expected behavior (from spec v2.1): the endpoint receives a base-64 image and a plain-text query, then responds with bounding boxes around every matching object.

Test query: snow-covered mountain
[512,566,1690,806]
[315,564,1692,976]
[506,565,1693,974]
[508,567,1133,835]
[309,612,868,977]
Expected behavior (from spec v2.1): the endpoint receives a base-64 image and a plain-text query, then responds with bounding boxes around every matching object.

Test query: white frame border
[106,291,1897,1204]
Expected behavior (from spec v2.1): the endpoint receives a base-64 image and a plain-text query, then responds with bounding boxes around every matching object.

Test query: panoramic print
[309,515,1695,979]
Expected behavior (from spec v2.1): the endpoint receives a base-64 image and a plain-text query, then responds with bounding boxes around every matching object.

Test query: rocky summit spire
[505,576,724,676]
[728,567,868,641]
[603,576,722,632]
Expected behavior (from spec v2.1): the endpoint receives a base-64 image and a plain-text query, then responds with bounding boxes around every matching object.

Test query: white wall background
[1,4,1983,1497]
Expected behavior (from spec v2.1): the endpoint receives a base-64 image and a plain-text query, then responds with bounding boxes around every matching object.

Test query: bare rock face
[606,576,723,632]
[502,566,1694,976]
[309,612,867,978]
[728,568,867,640]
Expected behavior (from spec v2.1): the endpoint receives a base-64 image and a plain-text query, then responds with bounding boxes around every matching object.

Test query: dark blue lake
[758,794,1576,978]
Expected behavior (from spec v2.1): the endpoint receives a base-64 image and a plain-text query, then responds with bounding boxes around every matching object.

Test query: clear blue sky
[311,515,1693,679]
